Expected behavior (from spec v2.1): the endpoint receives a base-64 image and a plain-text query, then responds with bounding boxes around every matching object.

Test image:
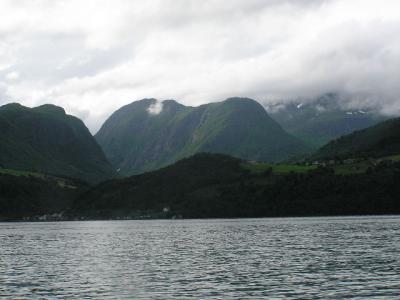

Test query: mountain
[95,97,309,175]
[0,103,115,183]
[315,117,400,159]
[269,94,386,148]
[71,153,400,219]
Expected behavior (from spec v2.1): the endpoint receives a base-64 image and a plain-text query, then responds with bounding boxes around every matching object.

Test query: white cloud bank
[0,0,399,132]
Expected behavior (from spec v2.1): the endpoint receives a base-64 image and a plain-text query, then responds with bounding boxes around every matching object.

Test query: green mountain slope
[269,94,386,148]
[315,117,400,159]
[95,97,309,175]
[0,103,115,183]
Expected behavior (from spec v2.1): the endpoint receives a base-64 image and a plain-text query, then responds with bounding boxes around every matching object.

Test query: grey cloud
[0,0,399,132]
[0,82,11,105]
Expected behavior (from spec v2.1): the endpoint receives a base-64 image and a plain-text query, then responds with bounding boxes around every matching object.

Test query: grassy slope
[315,117,400,159]
[286,112,383,148]
[243,160,375,175]
[384,154,400,161]
[242,161,317,174]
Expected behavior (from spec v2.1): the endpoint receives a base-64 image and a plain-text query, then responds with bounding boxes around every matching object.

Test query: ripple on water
[0,216,400,299]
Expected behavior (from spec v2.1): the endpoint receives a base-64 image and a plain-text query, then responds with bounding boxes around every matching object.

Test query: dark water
[0,216,400,299]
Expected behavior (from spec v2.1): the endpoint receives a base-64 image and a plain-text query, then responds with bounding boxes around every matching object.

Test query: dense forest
[0,171,88,221]
[1,153,399,221]
[70,153,400,219]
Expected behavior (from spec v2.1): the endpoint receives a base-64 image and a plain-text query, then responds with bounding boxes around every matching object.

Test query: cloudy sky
[1,0,399,132]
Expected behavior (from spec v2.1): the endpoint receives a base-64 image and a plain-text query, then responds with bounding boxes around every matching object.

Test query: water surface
[1,216,399,299]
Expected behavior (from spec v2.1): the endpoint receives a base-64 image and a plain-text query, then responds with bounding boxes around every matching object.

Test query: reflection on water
[0,216,399,299]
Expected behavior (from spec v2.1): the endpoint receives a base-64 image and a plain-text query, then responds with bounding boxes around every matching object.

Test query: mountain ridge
[314,117,400,159]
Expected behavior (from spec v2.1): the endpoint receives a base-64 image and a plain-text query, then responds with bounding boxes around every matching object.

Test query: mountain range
[1,95,400,220]
[95,97,309,175]
[269,94,386,148]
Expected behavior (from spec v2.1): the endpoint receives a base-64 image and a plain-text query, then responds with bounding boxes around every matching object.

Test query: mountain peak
[0,103,67,116]
[133,98,157,105]
[120,98,157,109]
[162,99,185,107]
[223,97,261,106]
[222,97,267,111]
[224,97,257,102]
[0,102,27,111]
[34,104,66,115]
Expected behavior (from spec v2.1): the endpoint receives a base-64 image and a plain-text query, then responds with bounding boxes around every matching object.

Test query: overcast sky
[1,0,399,132]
